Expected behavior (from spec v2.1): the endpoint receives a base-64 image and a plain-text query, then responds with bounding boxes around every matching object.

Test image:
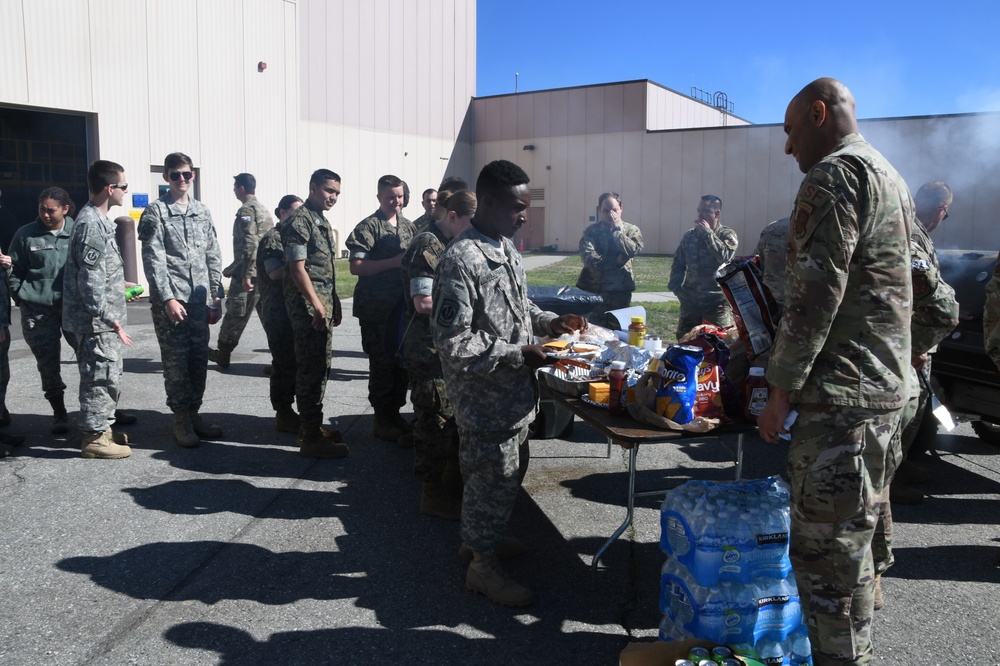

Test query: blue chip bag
[656,344,703,424]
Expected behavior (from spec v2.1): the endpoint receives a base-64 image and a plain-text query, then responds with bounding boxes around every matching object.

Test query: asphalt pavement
[1,298,998,665]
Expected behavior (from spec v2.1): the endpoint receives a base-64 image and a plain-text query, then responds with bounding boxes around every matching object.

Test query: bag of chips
[717,257,780,361]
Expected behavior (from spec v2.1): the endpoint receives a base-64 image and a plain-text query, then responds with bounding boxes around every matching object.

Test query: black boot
[49,394,69,435]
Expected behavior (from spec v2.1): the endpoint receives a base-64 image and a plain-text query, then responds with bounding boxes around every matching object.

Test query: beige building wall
[473,86,1000,255]
[0,0,475,272]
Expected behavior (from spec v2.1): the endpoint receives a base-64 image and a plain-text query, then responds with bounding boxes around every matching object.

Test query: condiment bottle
[628,316,646,347]
[744,366,769,424]
[608,361,627,416]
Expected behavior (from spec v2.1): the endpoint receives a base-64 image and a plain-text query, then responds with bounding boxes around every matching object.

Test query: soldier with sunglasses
[138,152,225,448]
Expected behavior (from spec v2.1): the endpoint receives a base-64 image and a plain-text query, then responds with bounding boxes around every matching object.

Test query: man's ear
[810,100,827,127]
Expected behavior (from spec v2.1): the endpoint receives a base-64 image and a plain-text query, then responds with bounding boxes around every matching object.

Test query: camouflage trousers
[151,300,210,412]
[289,314,332,430]
[217,278,260,351]
[359,318,408,410]
[409,373,458,481]
[676,295,733,339]
[0,331,9,407]
[787,405,902,666]
[74,331,123,434]
[261,310,296,411]
[899,361,930,458]
[458,425,528,556]
[19,302,78,400]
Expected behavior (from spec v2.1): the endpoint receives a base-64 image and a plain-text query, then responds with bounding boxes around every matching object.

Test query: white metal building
[3,0,998,271]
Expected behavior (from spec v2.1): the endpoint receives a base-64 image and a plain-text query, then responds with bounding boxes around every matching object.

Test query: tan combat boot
[890,481,924,505]
[298,426,349,459]
[420,480,461,520]
[191,410,223,439]
[275,406,301,434]
[873,574,884,611]
[372,408,405,442]
[465,551,533,607]
[111,430,129,446]
[173,411,200,448]
[81,430,132,459]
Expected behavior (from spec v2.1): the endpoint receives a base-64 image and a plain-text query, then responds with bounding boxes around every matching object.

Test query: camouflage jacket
[281,201,337,321]
[667,223,738,300]
[400,223,449,376]
[62,203,126,334]
[984,258,1000,367]
[431,224,558,431]
[575,220,644,293]
[412,212,433,235]
[256,223,289,328]
[766,133,913,409]
[753,217,790,306]
[0,266,9,328]
[226,195,274,280]
[346,210,416,322]
[138,195,224,305]
[7,217,75,307]
[910,219,958,355]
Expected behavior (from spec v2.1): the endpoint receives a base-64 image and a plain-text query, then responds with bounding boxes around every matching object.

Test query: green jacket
[7,217,75,307]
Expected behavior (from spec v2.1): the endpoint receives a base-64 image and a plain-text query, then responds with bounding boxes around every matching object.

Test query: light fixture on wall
[523,144,535,151]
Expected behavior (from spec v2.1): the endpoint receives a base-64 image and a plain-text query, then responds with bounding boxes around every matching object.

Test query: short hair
[164,152,194,171]
[444,190,477,218]
[275,194,303,218]
[476,160,529,201]
[914,181,952,210]
[598,192,622,208]
[310,169,341,186]
[422,188,437,200]
[378,174,404,192]
[86,160,125,195]
[233,173,256,193]
[38,186,76,216]
[402,180,410,206]
[701,195,722,209]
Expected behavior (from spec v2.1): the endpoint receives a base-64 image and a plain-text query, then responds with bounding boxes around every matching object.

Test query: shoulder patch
[82,246,102,267]
[792,201,813,239]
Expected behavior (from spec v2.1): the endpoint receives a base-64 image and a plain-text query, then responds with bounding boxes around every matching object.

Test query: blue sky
[476,1,1000,124]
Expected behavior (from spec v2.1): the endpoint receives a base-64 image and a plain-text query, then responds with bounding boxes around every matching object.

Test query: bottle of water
[753,575,802,643]
[756,638,789,666]
[787,629,813,665]
[658,614,693,642]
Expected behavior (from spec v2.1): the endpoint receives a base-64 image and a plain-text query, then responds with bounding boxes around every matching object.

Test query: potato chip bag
[694,360,725,419]
[655,344,703,424]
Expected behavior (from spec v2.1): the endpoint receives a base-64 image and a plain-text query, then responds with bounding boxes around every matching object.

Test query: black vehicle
[929,249,1000,444]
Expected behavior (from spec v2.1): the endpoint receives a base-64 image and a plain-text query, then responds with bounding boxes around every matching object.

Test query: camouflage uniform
[411,212,433,235]
[138,195,224,412]
[753,216,790,309]
[62,204,127,434]
[256,224,296,412]
[668,222,738,338]
[985,256,1000,367]
[7,218,78,400]
[401,224,458,481]
[575,220,644,317]
[871,219,958,572]
[346,210,416,411]
[432,224,559,556]
[281,202,338,430]
[0,268,10,413]
[766,133,913,665]
[217,195,274,351]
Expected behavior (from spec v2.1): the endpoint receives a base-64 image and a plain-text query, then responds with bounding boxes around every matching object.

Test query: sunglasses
[168,170,194,182]
[110,183,129,191]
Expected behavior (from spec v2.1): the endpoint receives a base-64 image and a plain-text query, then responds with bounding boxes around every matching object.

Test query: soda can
[711,645,733,661]
[674,660,695,666]
[687,647,710,662]
[697,660,715,666]
[207,304,222,325]
[720,659,742,666]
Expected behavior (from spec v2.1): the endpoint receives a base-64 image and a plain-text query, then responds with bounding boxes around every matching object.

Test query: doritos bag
[655,344,703,424]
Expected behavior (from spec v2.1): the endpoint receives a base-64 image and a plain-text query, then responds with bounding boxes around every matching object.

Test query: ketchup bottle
[744,366,769,424]
[609,361,627,416]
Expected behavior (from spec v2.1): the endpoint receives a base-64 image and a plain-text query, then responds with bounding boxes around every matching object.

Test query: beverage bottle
[744,366,769,424]
[787,629,813,665]
[628,316,646,347]
[756,638,788,666]
[207,302,222,325]
[608,361,627,415]
[124,284,144,300]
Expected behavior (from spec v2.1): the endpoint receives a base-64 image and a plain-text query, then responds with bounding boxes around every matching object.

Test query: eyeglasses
[110,183,129,191]
[168,170,194,182]
[938,204,949,221]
